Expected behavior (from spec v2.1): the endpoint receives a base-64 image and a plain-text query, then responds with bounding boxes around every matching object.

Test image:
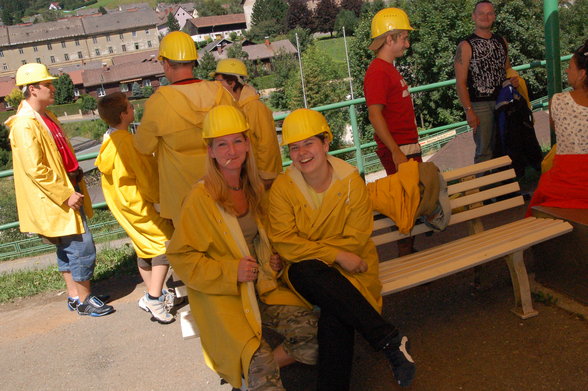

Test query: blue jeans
[472,100,497,163]
[56,210,96,282]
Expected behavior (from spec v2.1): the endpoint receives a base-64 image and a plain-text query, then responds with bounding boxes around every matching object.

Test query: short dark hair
[218,73,243,93]
[574,39,588,88]
[474,0,493,12]
[98,92,129,127]
[23,84,37,99]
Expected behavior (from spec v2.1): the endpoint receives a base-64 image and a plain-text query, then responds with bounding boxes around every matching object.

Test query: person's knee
[288,259,326,282]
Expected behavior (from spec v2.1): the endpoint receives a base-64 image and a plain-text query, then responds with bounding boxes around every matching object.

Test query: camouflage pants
[247,338,284,391]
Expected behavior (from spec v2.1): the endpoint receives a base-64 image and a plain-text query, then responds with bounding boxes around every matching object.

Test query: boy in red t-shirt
[364,7,422,176]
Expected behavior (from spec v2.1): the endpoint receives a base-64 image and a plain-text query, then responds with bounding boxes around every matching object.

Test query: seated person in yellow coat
[96,92,175,324]
[268,109,416,389]
[166,105,317,391]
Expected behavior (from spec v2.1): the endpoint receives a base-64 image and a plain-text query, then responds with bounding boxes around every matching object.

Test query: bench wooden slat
[379,218,573,295]
[450,182,520,209]
[447,169,517,196]
[442,155,512,182]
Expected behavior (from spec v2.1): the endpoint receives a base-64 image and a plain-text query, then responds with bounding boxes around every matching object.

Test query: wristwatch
[464,106,473,112]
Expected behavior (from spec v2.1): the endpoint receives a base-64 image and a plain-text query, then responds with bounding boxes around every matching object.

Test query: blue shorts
[56,212,96,282]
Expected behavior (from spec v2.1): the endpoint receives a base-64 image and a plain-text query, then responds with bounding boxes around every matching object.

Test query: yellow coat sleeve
[166,187,241,296]
[126,142,160,204]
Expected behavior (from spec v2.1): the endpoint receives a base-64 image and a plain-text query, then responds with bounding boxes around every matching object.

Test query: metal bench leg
[506,251,539,319]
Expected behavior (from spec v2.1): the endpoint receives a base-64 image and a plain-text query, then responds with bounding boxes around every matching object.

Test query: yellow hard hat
[281,108,333,146]
[203,105,249,139]
[158,31,198,62]
[210,58,248,78]
[371,7,414,39]
[15,63,57,87]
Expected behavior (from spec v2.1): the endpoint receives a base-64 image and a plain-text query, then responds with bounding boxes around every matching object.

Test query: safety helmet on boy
[281,108,333,146]
[158,31,198,62]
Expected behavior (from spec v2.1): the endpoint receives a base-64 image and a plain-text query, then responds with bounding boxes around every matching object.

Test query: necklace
[228,183,242,191]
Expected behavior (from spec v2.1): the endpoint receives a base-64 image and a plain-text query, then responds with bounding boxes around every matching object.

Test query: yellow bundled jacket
[6,100,92,237]
[133,81,235,222]
[95,129,173,258]
[268,156,383,312]
[238,85,282,180]
[367,159,420,235]
[166,183,306,388]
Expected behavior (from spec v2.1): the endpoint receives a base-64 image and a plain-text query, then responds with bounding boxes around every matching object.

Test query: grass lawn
[315,37,356,64]
[84,0,158,9]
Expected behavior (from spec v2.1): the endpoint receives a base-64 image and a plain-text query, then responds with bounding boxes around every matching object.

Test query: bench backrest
[372,156,524,246]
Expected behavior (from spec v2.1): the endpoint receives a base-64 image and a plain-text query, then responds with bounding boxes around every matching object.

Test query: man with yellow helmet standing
[211,59,282,188]
[134,31,235,224]
[364,8,421,257]
[5,63,114,316]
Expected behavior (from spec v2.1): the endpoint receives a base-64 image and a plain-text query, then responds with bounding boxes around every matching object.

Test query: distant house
[156,3,197,36]
[49,2,61,11]
[184,14,247,43]
[0,76,16,111]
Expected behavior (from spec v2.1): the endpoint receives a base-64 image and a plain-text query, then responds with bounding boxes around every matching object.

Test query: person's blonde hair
[203,133,265,217]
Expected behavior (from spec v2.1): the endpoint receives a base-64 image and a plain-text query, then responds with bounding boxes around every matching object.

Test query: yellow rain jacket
[367,159,420,235]
[6,100,92,237]
[268,156,383,312]
[166,183,307,388]
[95,129,173,258]
[134,81,235,222]
[237,85,282,180]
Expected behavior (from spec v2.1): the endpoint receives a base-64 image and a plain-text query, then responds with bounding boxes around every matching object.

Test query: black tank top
[465,33,507,101]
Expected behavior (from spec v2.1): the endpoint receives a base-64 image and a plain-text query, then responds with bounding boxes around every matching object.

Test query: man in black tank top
[454,0,518,163]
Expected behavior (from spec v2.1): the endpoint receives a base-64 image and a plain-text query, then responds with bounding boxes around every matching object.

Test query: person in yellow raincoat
[133,31,236,224]
[6,63,113,317]
[96,92,175,324]
[211,58,282,187]
[268,109,416,389]
[166,105,317,390]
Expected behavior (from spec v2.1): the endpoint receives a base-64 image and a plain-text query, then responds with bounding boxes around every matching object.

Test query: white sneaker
[143,294,174,324]
[162,288,176,311]
[138,294,149,312]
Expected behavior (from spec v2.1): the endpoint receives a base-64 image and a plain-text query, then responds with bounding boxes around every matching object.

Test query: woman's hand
[237,256,259,282]
[269,253,283,272]
[335,251,367,274]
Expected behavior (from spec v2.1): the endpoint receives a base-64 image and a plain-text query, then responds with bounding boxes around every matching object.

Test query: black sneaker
[67,294,110,312]
[383,335,416,387]
[77,295,115,317]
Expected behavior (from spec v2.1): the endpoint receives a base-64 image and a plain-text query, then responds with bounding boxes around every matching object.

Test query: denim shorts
[56,211,96,282]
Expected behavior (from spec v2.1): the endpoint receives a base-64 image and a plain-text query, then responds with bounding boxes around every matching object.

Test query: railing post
[543,0,562,100]
[348,104,365,176]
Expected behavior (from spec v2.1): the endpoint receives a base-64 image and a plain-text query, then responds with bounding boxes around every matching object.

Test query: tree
[340,0,364,17]
[560,0,588,54]
[194,51,217,80]
[195,0,242,16]
[286,0,313,30]
[78,94,97,114]
[5,88,24,110]
[250,0,288,37]
[131,82,143,98]
[0,124,12,170]
[141,85,154,98]
[54,73,75,105]
[159,77,170,86]
[334,9,359,36]
[288,27,313,53]
[313,0,340,35]
[98,6,107,15]
[247,19,284,42]
[269,49,299,109]
[166,13,180,32]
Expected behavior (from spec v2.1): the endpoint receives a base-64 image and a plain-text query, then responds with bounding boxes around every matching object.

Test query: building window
[0,49,3,57]
[75,39,80,46]
[106,35,111,42]
[47,43,52,50]
[108,47,113,54]
[142,79,151,87]
[2,64,7,71]
[134,43,139,50]
[93,37,98,44]
[19,48,24,54]
[120,83,129,92]
[61,41,66,48]
[33,46,38,52]
[147,41,152,48]
[36,58,41,63]
[122,45,126,52]
[64,53,69,61]
[145,29,149,34]
[21,60,26,65]
[95,49,100,56]
[78,51,83,59]
[50,56,56,63]
[120,33,124,40]
[132,31,137,37]
[98,87,106,97]
[74,88,80,97]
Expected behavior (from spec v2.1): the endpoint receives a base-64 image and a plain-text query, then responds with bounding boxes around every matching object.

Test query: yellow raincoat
[95,129,173,258]
[6,100,92,237]
[268,156,383,312]
[166,183,306,387]
[133,81,235,222]
[237,85,282,180]
[367,159,420,235]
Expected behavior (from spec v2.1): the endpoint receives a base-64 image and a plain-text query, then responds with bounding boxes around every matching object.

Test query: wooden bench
[372,156,573,319]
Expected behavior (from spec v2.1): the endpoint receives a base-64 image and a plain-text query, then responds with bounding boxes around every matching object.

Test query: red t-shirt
[364,58,418,150]
[42,115,79,173]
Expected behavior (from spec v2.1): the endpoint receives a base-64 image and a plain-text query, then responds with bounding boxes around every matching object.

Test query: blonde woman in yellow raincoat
[212,58,283,187]
[268,109,416,390]
[95,92,175,324]
[166,105,317,391]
